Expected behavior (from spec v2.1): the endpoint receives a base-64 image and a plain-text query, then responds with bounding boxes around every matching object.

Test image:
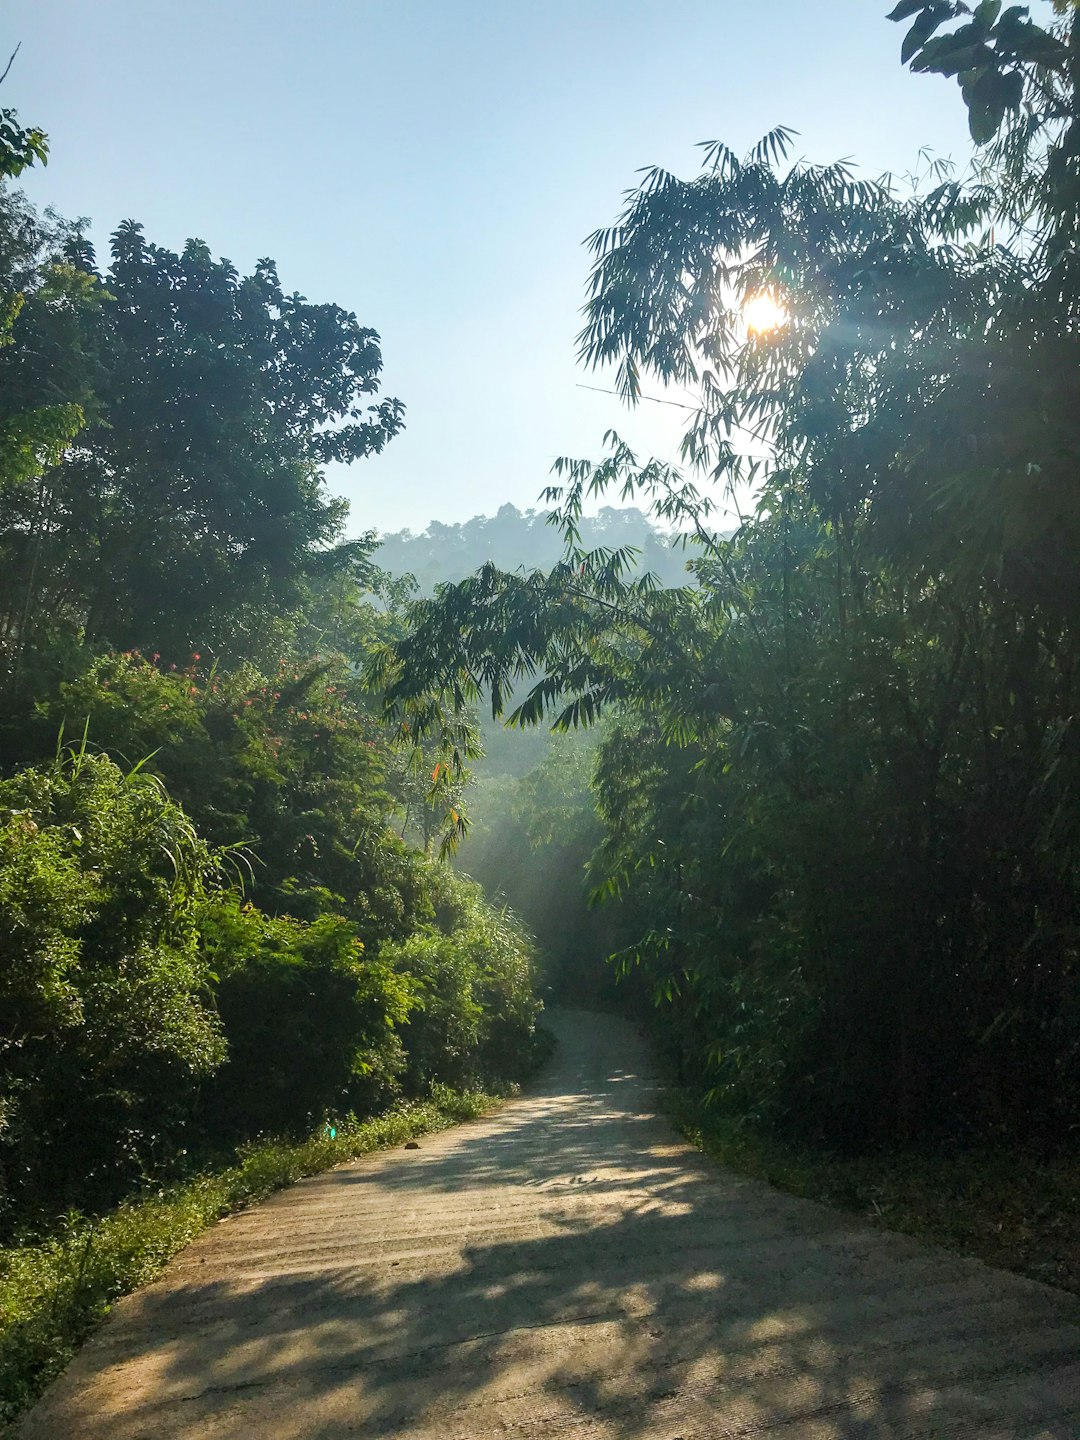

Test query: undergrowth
[0,1083,505,1430]
[665,1089,1080,1299]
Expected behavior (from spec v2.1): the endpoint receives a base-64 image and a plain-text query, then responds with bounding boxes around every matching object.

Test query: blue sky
[12,1,977,536]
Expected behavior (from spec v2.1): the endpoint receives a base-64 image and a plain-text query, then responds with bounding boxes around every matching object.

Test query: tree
[0,51,48,180]
[0,79,101,694]
[381,7,1080,1147]
[0,197,105,693]
[0,216,405,674]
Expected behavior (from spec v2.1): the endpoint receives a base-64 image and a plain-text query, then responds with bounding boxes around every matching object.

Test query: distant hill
[374,503,693,594]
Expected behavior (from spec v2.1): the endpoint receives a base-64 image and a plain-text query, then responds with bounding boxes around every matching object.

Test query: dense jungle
[0,0,1078,1421]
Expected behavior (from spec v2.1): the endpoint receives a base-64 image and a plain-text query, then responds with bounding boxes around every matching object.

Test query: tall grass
[0,1084,503,1429]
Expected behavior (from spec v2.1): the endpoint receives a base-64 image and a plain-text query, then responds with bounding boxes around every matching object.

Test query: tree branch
[0,44,22,90]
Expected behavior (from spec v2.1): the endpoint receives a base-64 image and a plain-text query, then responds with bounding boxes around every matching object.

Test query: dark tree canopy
[0,210,406,681]
[379,4,1080,1149]
[65,224,405,657]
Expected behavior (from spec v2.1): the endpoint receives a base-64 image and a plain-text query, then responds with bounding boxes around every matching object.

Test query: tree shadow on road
[29,1017,1080,1439]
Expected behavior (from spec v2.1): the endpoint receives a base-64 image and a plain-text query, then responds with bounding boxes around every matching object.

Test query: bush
[41,651,432,946]
[0,749,224,1227]
[198,895,416,1136]
[0,663,546,1236]
[388,870,543,1091]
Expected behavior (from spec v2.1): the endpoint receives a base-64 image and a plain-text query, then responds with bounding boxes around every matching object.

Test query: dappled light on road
[19,1013,1080,1438]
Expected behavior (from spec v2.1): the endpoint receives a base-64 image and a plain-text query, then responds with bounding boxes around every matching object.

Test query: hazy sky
[12,1,977,537]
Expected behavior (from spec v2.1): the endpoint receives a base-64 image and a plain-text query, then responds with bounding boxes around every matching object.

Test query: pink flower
[192,652,201,661]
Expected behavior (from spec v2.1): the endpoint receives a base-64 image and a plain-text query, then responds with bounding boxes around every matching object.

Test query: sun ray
[743,291,789,334]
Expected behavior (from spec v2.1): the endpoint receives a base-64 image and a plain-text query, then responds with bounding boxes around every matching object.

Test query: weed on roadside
[0,1086,507,1431]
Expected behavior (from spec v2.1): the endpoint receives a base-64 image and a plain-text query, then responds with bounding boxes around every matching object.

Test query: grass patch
[665,1089,1080,1297]
[0,1082,508,1430]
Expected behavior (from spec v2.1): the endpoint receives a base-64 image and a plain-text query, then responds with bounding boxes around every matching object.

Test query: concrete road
[19,1011,1080,1438]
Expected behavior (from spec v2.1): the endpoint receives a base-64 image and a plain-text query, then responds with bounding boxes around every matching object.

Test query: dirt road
[20,1011,1080,1438]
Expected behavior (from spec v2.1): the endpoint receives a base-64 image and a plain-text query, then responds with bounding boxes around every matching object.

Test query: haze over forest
[0,3,1078,1424]
[375,504,695,593]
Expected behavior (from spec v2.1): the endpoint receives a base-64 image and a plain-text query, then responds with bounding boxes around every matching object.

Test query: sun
[743,291,789,334]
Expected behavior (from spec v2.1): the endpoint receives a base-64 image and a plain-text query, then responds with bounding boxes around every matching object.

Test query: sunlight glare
[743,291,789,334]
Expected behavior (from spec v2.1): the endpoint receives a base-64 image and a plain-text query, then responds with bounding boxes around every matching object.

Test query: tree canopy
[381,2,1080,1148]
[0,220,405,675]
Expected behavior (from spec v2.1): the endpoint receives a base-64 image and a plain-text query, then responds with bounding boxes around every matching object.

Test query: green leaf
[900,2,963,64]
[964,66,1022,141]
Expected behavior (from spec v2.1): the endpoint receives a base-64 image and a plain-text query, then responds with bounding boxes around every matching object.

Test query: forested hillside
[376,503,693,594]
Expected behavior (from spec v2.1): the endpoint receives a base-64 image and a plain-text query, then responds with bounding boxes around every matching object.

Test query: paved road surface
[20,1011,1080,1438]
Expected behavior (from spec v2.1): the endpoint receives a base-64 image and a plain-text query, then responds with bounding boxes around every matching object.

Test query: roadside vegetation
[0,75,545,1425]
[0,1084,511,1428]
[667,1090,1080,1298]
[1,0,1078,1423]
[383,0,1080,1286]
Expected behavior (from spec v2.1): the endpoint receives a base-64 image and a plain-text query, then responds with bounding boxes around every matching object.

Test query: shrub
[0,749,225,1227]
[389,869,542,1091]
[197,895,416,1136]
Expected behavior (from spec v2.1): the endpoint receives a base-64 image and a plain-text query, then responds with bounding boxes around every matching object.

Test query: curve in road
[19,1010,1080,1438]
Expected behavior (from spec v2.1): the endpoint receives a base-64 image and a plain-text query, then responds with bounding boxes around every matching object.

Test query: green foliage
[385,51,1080,1152]
[0,63,48,180]
[0,702,542,1226]
[199,895,416,1134]
[0,1084,506,1428]
[0,649,543,1221]
[0,195,105,701]
[0,749,225,1220]
[889,1,1069,141]
[0,201,405,684]
[38,650,436,940]
[68,223,403,660]
[385,869,543,1090]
